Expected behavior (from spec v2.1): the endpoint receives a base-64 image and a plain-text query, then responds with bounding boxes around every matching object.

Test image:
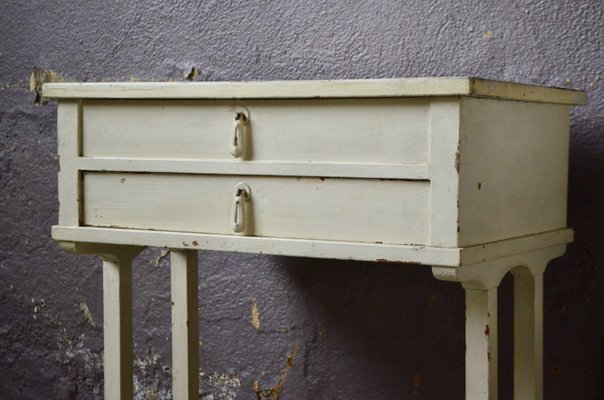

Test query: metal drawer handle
[231,183,251,233]
[231,110,248,158]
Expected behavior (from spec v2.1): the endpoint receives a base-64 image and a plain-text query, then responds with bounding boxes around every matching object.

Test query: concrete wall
[1,1,602,398]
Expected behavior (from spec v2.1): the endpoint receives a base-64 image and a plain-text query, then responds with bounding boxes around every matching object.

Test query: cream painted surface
[170,250,199,400]
[52,226,572,268]
[101,249,139,400]
[57,101,81,226]
[458,98,570,247]
[428,99,461,247]
[43,77,587,105]
[83,173,430,245]
[48,78,584,400]
[465,288,498,400]
[82,98,429,164]
[459,228,572,265]
[53,226,461,266]
[434,245,564,400]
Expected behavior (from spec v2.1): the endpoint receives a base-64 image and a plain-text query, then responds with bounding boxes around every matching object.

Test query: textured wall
[1,0,602,399]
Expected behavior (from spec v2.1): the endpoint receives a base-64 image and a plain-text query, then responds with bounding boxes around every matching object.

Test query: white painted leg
[170,250,199,400]
[433,246,566,400]
[102,253,135,400]
[513,269,543,400]
[466,288,498,400]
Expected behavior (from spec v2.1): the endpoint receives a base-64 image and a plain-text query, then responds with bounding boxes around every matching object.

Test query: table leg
[513,269,543,400]
[170,250,199,400]
[102,252,135,400]
[433,245,566,400]
[466,288,498,400]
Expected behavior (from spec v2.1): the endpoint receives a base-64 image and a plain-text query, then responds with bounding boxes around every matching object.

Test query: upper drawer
[81,98,429,164]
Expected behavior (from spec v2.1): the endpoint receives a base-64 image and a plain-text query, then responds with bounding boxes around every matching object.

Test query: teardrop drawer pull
[231,183,251,233]
[231,110,248,158]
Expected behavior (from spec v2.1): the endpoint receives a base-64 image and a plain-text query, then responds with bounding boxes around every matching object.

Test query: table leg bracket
[431,245,566,400]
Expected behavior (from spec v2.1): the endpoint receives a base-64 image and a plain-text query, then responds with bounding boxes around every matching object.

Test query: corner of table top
[467,77,587,106]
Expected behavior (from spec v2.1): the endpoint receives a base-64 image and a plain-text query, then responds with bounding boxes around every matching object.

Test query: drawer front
[82,98,429,164]
[83,173,429,245]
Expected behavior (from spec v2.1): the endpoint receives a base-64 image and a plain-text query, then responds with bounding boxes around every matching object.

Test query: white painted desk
[44,78,586,400]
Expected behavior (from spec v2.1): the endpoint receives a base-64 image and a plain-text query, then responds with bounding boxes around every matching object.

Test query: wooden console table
[44,78,586,400]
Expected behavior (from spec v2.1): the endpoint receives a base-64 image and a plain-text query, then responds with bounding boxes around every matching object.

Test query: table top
[43,77,587,105]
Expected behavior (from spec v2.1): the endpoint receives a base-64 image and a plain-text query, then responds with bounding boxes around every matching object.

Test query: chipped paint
[3,291,105,398]
[151,248,170,267]
[253,342,301,400]
[251,297,261,331]
[29,68,64,105]
[185,67,199,81]
[200,372,241,400]
[133,347,172,400]
[79,300,95,327]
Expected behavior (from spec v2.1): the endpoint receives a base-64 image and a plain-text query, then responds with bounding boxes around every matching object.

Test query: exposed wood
[43,77,586,105]
[170,250,199,400]
[82,173,430,245]
[466,288,498,400]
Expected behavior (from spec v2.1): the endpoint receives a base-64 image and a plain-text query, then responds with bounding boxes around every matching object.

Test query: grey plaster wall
[1,0,602,399]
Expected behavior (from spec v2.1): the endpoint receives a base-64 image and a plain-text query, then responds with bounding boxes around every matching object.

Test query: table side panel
[458,97,571,247]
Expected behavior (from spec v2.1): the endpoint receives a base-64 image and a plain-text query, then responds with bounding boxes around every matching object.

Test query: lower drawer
[82,173,429,245]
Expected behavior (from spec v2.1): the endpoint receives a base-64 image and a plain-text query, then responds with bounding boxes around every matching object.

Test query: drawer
[81,98,429,164]
[82,173,429,245]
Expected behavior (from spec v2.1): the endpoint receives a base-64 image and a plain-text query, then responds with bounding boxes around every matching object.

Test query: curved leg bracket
[431,245,566,400]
